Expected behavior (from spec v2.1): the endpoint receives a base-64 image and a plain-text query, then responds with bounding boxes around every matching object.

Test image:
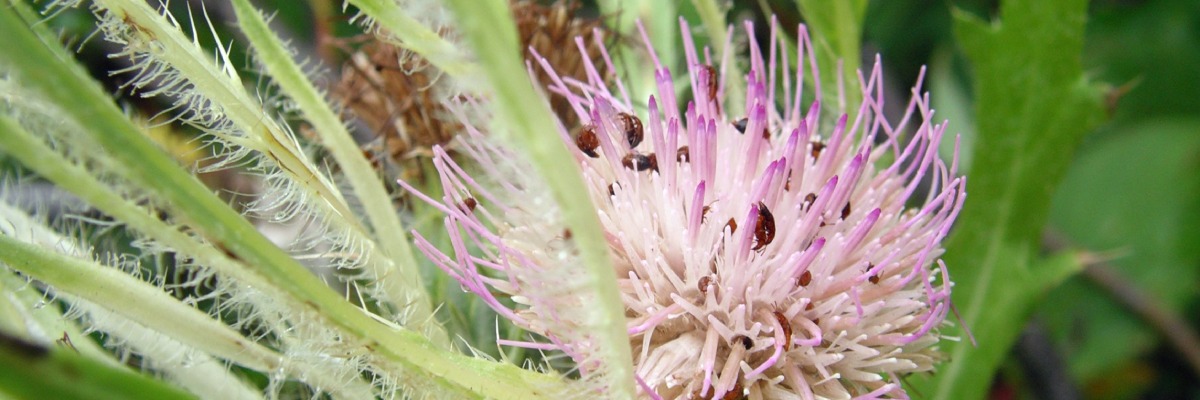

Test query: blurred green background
[29,0,1200,398]
[865,1,1200,399]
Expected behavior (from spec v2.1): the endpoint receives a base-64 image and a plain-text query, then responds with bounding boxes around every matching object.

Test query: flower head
[405,19,965,399]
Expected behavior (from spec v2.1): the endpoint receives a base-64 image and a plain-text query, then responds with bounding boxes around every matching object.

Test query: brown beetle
[700,64,719,101]
[772,311,793,350]
[733,335,753,350]
[733,117,749,134]
[621,153,653,171]
[676,146,690,162]
[752,202,775,250]
[460,197,478,213]
[575,125,600,158]
[618,112,643,148]
[797,270,812,287]
[810,141,826,160]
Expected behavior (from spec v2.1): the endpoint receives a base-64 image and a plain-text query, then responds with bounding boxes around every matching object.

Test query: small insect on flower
[751,202,775,251]
[576,125,601,158]
[619,112,645,148]
[405,17,966,400]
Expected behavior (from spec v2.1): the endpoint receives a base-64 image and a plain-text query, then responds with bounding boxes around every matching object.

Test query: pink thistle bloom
[403,18,966,400]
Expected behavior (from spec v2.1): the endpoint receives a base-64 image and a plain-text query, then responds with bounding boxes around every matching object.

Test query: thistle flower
[406,18,966,400]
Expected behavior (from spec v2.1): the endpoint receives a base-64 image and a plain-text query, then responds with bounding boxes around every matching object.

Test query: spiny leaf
[910,0,1108,398]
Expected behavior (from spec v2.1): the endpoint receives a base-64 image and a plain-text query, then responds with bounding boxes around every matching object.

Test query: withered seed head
[333,0,606,171]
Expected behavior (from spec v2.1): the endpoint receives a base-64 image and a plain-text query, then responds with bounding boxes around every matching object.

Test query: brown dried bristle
[333,1,606,173]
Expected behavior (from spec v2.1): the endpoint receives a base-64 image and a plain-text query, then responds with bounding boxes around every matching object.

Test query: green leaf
[908,0,1108,399]
[0,331,197,400]
[1043,119,1200,381]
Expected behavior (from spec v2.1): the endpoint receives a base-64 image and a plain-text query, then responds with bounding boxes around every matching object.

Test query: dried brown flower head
[332,1,606,172]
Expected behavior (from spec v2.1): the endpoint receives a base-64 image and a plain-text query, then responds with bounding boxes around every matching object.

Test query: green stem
[0,234,280,375]
[444,0,636,397]
[230,0,444,345]
[0,117,375,397]
[345,0,477,79]
[0,6,564,399]
[92,0,360,232]
[0,331,197,400]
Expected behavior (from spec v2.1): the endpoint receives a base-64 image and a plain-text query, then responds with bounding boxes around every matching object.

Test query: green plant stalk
[444,0,636,397]
[0,267,114,368]
[0,117,376,396]
[0,331,197,400]
[346,0,477,79]
[0,235,282,374]
[229,0,444,345]
[0,116,266,295]
[0,7,564,399]
[794,0,866,112]
[689,0,728,57]
[0,203,364,399]
[69,301,268,400]
[92,0,359,230]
